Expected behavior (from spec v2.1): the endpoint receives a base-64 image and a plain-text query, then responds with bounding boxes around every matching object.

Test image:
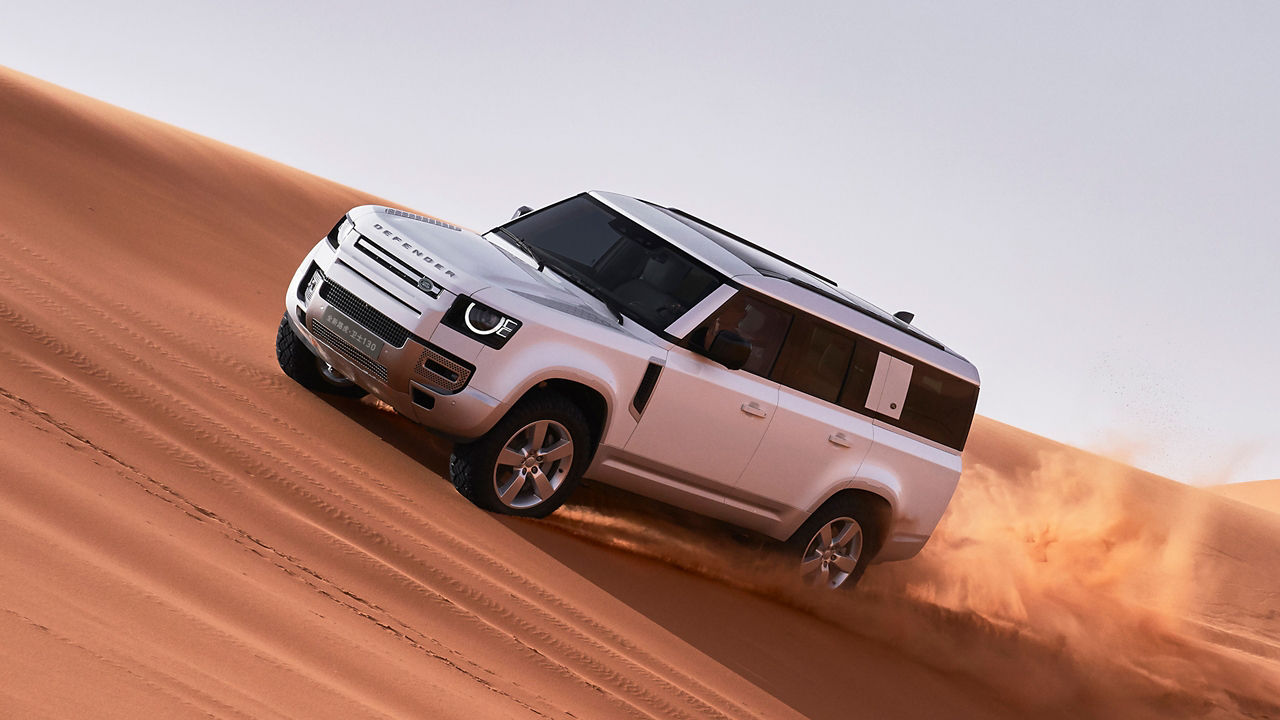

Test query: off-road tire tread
[275,312,367,398]
[787,495,882,590]
[450,391,590,519]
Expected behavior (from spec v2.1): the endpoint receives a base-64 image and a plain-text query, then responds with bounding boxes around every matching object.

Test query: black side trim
[631,361,664,416]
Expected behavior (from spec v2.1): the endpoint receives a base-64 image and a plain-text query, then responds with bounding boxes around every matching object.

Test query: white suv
[277,192,980,588]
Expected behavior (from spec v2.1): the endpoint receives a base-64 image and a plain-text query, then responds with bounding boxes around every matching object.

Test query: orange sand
[2,65,1277,718]
[1210,479,1280,516]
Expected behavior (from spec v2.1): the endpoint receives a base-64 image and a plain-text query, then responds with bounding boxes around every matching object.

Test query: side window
[687,292,792,376]
[772,317,856,403]
[839,342,979,451]
[897,366,980,451]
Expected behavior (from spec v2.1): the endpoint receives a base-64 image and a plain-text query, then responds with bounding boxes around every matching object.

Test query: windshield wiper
[495,228,544,270]
[543,260,626,325]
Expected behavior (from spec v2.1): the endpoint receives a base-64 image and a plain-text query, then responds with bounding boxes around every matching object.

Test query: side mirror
[511,205,534,220]
[707,330,751,371]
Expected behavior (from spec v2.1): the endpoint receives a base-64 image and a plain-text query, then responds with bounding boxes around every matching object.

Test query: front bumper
[284,241,506,440]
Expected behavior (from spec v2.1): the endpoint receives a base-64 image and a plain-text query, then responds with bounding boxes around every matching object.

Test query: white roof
[591,191,979,383]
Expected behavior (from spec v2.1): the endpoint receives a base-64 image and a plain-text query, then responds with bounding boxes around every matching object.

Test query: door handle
[740,402,768,418]
[828,432,852,448]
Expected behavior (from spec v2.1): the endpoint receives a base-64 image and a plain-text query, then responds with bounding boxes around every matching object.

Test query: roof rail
[663,206,841,287]
[777,274,950,352]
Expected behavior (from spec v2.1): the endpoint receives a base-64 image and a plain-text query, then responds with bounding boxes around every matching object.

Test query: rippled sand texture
[0,67,800,720]
[2,65,1277,719]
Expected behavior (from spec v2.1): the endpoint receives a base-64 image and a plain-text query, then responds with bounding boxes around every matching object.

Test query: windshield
[498,194,724,334]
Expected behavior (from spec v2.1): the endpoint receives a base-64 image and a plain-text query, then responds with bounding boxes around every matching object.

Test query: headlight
[444,296,522,349]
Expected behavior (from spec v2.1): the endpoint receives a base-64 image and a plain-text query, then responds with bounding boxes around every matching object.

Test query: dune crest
[1210,478,1280,516]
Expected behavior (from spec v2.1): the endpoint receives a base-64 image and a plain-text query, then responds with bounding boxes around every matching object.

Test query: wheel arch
[789,487,894,555]
[510,376,611,456]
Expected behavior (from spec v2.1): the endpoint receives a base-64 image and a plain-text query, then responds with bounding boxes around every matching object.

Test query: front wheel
[788,496,880,590]
[450,392,590,518]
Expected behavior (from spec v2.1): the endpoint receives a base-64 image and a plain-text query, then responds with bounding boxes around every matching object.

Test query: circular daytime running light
[463,302,505,335]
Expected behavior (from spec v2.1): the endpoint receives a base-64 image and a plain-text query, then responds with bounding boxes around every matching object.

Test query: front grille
[311,321,390,382]
[319,279,410,347]
[414,346,473,394]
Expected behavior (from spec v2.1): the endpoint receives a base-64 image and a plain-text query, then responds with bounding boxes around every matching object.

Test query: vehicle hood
[348,205,519,296]
[348,205,620,327]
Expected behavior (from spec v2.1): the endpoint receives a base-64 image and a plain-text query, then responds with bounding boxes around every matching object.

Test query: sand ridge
[2,64,1278,718]
[1210,478,1280,516]
[0,66,799,720]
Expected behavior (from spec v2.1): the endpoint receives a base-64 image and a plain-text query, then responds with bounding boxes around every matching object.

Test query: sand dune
[2,65,1277,719]
[1210,479,1280,516]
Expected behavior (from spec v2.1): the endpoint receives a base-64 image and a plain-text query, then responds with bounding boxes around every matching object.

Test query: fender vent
[631,361,664,416]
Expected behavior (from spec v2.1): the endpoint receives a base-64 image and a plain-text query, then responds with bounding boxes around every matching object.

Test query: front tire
[788,496,881,590]
[450,392,590,518]
[275,312,368,398]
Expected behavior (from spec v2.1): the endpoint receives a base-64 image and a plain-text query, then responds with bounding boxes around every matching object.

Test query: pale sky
[3,2,1277,484]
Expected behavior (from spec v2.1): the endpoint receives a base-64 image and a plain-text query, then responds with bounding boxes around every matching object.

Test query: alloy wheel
[800,516,863,589]
[492,419,574,510]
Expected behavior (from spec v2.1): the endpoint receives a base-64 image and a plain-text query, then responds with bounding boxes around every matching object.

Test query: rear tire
[788,495,882,590]
[275,312,368,398]
[450,392,590,518]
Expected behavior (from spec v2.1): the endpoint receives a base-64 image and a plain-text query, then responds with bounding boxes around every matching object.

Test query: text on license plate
[320,309,384,359]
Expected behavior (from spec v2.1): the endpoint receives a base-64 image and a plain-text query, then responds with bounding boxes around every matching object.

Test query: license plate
[320,308,384,359]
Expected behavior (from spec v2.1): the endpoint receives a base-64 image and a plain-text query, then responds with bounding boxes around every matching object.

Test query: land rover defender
[277,192,980,588]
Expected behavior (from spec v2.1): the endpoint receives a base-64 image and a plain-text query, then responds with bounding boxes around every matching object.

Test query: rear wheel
[275,312,368,398]
[450,392,590,518]
[789,496,880,590]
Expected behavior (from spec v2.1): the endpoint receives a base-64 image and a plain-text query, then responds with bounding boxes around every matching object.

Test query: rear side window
[897,365,979,451]
[771,317,856,403]
[840,343,978,450]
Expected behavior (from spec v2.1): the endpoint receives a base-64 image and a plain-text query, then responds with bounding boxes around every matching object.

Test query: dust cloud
[543,439,1280,716]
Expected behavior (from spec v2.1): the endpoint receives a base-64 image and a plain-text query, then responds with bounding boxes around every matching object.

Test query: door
[734,314,874,511]
[623,348,779,493]
[734,386,874,510]
[623,290,793,494]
